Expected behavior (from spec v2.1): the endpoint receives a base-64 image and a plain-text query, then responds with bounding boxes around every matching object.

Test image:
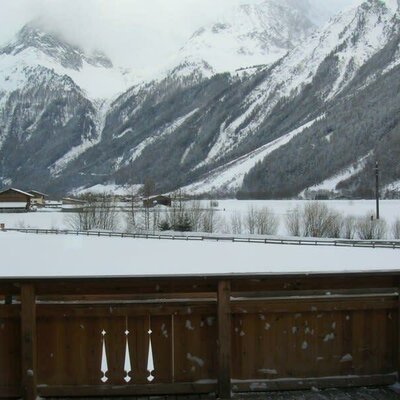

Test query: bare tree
[141,178,156,198]
[285,206,301,236]
[255,207,279,235]
[186,201,204,232]
[245,206,257,234]
[392,218,400,240]
[126,184,141,232]
[202,206,219,233]
[341,215,356,239]
[66,193,120,231]
[302,202,342,238]
[151,207,161,232]
[356,213,387,240]
[230,212,243,235]
[326,211,342,238]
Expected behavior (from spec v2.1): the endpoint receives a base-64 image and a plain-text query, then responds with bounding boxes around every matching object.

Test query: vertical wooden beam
[217,280,231,399]
[398,287,400,382]
[21,284,37,400]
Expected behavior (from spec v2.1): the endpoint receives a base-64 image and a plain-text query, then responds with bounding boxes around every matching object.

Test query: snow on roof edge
[2,269,400,281]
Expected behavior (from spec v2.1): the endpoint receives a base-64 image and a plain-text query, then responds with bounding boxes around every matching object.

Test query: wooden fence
[6,227,400,249]
[0,272,400,399]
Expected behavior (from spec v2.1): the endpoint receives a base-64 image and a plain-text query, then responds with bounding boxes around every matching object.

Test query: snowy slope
[165,0,317,79]
[300,153,371,196]
[183,117,323,195]
[192,0,400,170]
[246,0,397,118]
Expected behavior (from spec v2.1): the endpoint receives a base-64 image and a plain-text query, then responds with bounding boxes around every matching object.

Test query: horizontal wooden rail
[4,228,400,249]
[231,374,397,392]
[37,382,217,397]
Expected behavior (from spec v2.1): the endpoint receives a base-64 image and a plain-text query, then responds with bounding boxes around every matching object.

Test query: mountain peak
[0,21,113,71]
[379,0,400,14]
[172,0,317,76]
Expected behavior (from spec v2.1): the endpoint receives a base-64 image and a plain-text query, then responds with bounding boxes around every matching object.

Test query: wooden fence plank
[0,386,21,398]
[231,373,397,392]
[36,302,216,318]
[217,280,231,399]
[231,297,397,314]
[20,284,37,400]
[37,382,217,396]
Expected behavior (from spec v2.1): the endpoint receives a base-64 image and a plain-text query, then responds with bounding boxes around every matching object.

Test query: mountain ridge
[0,0,399,199]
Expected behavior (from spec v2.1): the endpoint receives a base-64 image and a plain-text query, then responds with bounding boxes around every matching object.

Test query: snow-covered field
[1,231,399,278]
[0,199,398,236]
[216,199,400,225]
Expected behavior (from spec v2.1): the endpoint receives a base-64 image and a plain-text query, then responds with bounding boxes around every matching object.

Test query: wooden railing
[1,272,400,399]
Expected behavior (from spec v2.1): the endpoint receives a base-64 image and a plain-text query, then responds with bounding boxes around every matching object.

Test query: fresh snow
[0,202,27,208]
[1,232,399,278]
[383,0,400,14]
[326,1,396,100]
[162,0,317,79]
[185,117,323,194]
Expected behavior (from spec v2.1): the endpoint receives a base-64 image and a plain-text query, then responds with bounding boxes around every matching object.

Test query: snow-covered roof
[0,188,34,197]
[28,190,47,197]
[1,232,399,278]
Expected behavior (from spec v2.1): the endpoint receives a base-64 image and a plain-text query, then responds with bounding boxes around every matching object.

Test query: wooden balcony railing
[0,271,399,399]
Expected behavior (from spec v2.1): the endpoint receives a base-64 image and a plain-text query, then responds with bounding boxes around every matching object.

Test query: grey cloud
[0,0,362,69]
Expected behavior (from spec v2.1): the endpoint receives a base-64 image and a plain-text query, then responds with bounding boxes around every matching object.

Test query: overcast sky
[0,0,363,69]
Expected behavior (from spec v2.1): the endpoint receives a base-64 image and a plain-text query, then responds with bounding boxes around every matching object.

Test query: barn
[28,190,47,206]
[0,188,33,212]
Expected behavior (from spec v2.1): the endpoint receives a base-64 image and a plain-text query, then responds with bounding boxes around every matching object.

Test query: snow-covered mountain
[1,0,400,199]
[165,0,318,79]
[0,22,137,100]
[184,0,400,171]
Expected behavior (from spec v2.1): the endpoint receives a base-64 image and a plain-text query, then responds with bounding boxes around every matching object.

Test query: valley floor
[0,199,399,237]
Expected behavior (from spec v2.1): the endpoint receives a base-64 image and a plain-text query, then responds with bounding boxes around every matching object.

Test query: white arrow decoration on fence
[101,330,108,383]
[147,328,155,382]
[124,329,132,382]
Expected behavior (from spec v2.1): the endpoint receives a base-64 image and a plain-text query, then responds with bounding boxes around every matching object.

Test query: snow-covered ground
[215,199,400,225]
[1,231,399,278]
[0,200,400,239]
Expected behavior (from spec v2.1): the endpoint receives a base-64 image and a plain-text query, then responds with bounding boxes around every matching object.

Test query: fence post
[21,284,37,400]
[217,280,231,399]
